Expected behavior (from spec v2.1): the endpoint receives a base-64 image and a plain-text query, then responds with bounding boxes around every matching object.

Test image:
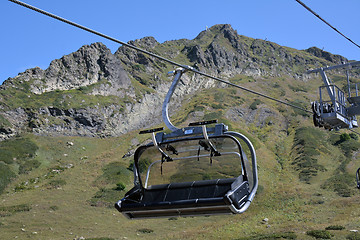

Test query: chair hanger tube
[162,68,185,132]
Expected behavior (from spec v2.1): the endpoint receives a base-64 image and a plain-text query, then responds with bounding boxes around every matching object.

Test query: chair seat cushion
[118,178,242,212]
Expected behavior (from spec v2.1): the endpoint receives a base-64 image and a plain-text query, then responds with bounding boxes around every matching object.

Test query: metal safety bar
[319,85,347,115]
[225,131,257,213]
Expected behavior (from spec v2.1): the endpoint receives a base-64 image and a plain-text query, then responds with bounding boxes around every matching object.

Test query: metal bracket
[308,61,360,107]
[162,68,186,132]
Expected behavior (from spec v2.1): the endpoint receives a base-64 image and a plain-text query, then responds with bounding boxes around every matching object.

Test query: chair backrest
[133,135,246,189]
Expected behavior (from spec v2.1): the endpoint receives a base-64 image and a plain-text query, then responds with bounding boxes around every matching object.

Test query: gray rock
[0,24,354,140]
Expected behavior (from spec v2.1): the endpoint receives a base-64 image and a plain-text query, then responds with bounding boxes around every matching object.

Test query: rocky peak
[128,36,159,49]
[217,24,239,44]
[1,67,45,90]
[195,24,236,41]
[305,47,347,64]
[114,36,159,63]
[6,42,132,95]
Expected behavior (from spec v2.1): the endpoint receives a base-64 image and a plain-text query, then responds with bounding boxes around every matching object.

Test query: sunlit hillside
[0,24,359,239]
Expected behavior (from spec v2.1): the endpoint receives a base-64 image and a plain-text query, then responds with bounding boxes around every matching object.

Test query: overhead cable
[9,0,311,114]
[295,0,360,49]
[349,129,360,136]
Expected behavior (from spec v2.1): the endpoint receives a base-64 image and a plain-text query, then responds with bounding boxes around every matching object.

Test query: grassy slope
[0,74,360,240]
[1,27,360,239]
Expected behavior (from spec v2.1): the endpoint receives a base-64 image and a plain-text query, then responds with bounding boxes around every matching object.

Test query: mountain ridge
[0,23,356,141]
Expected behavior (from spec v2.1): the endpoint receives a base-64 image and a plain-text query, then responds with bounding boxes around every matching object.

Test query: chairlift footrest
[139,127,164,134]
[188,120,218,126]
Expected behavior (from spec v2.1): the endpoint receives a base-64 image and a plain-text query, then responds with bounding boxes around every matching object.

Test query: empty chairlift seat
[115,123,258,219]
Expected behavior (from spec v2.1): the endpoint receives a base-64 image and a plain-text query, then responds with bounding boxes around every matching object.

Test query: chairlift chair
[308,61,360,130]
[115,68,258,219]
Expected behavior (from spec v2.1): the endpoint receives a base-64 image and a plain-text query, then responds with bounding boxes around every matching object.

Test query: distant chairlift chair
[115,68,258,219]
[308,62,360,191]
[308,61,360,130]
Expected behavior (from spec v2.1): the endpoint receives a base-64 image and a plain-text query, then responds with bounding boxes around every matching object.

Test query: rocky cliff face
[0,24,353,140]
[3,43,132,95]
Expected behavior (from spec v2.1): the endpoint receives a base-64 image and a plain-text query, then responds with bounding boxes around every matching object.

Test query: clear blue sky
[1,0,360,83]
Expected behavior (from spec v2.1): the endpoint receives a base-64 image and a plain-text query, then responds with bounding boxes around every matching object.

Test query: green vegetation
[347,232,360,240]
[90,161,132,207]
[0,137,38,165]
[322,172,355,197]
[338,138,360,158]
[306,230,332,239]
[48,179,66,189]
[0,162,15,194]
[0,76,359,239]
[236,232,297,240]
[138,228,154,234]
[0,204,31,216]
[138,158,152,173]
[0,114,11,128]
[321,132,360,197]
[289,83,309,93]
[0,78,129,111]
[0,112,358,239]
[325,225,345,231]
[290,99,310,117]
[86,238,116,240]
[90,187,121,207]
[292,127,327,183]
[249,99,263,110]
[49,205,59,211]
[18,159,41,174]
[0,137,39,193]
[114,182,125,191]
[97,162,131,185]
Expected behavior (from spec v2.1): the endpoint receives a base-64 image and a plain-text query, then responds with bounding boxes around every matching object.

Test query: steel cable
[295,0,360,49]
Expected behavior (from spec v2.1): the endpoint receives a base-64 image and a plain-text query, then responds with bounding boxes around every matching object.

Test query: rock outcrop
[0,24,354,140]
